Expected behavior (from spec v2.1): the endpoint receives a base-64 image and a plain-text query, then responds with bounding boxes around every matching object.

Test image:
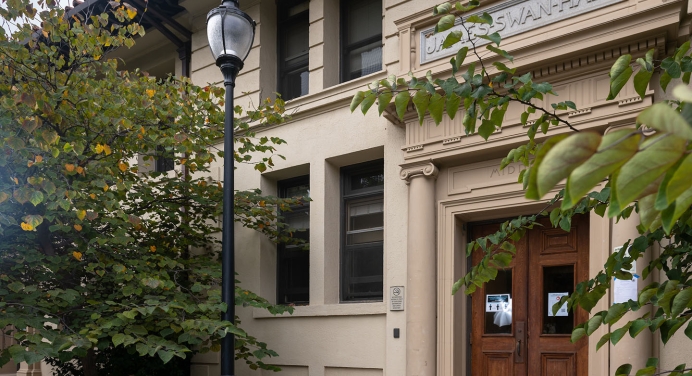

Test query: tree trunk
[82,348,98,376]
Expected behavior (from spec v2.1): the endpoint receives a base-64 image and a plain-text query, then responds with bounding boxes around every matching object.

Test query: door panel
[470,215,588,376]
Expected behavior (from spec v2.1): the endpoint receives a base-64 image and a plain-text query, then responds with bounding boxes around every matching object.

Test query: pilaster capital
[400,159,439,184]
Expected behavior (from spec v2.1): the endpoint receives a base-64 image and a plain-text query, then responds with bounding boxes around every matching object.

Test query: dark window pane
[350,170,384,191]
[346,44,382,80]
[341,0,382,82]
[155,145,174,172]
[543,265,574,334]
[343,244,383,299]
[484,269,513,335]
[278,1,309,100]
[277,175,310,305]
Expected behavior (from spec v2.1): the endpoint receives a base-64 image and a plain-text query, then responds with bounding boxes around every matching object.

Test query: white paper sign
[548,292,569,317]
[390,286,405,311]
[486,294,511,312]
[613,278,638,304]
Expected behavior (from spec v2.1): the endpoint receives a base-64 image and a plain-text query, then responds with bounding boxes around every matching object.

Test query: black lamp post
[206,2,256,376]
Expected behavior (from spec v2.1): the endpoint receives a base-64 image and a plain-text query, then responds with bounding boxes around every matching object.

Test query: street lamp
[206,1,256,376]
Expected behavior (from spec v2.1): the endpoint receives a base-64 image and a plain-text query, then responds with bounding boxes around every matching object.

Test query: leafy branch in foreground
[356,1,692,374]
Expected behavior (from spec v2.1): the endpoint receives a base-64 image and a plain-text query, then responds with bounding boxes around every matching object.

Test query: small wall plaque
[390,286,405,311]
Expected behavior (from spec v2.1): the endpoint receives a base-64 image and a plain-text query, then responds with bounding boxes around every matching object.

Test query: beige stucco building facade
[3,0,692,375]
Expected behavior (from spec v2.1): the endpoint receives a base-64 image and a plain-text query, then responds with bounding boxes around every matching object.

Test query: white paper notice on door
[547,292,569,317]
[485,294,510,312]
[613,277,638,304]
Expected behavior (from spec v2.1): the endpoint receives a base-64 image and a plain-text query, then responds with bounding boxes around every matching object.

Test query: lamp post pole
[206,2,256,375]
[220,56,242,376]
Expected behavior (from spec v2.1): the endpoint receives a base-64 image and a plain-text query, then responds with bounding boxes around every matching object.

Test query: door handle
[515,321,525,364]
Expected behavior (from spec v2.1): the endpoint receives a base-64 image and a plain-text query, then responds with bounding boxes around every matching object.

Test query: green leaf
[586,315,603,336]
[446,93,461,120]
[428,93,445,125]
[562,129,640,209]
[477,32,501,46]
[360,91,377,114]
[112,333,126,346]
[615,364,633,376]
[394,91,411,120]
[637,102,692,140]
[525,134,569,200]
[658,153,692,209]
[685,320,692,341]
[536,132,601,198]
[436,14,456,33]
[629,319,649,338]
[443,31,463,49]
[633,68,653,99]
[486,45,513,62]
[662,58,682,79]
[454,47,469,72]
[611,322,633,345]
[157,350,175,364]
[661,318,686,344]
[570,327,586,343]
[604,303,628,325]
[616,134,687,209]
[377,90,393,116]
[607,55,632,100]
[671,288,692,317]
[412,90,431,125]
[350,91,365,113]
[433,2,452,15]
[661,71,673,92]
[596,332,611,350]
[478,120,496,140]
[638,194,660,231]
[466,12,492,25]
[29,191,44,206]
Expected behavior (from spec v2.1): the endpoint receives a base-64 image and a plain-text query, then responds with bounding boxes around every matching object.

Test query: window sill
[281,70,388,117]
[252,302,386,319]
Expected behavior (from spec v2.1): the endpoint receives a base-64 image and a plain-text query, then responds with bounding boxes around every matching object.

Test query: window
[155,146,174,173]
[278,0,309,101]
[341,160,384,301]
[341,0,382,82]
[277,176,310,305]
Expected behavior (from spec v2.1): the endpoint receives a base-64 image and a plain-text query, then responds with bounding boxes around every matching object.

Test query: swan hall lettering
[420,0,623,64]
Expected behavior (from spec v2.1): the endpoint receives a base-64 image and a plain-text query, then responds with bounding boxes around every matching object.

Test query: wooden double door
[470,215,589,376]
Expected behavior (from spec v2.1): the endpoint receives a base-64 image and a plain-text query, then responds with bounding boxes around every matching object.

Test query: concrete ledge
[252,302,387,318]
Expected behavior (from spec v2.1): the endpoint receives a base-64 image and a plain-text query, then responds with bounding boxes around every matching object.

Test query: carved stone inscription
[420,0,624,64]
[448,159,526,196]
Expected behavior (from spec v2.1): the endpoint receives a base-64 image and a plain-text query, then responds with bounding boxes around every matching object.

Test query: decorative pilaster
[400,159,438,376]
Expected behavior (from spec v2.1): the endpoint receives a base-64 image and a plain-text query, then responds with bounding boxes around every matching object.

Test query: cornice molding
[400,159,439,183]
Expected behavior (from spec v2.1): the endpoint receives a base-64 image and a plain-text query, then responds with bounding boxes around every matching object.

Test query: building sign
[420,0,624,64]
[390,286,405,311]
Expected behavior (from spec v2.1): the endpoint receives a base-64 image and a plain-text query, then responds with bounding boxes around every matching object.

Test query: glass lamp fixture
[207,0,256,69]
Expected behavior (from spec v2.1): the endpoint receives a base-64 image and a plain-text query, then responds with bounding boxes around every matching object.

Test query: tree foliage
[356,1,692,374]
[0,1,306,374]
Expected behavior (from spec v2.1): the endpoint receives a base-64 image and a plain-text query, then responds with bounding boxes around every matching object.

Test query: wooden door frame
[436,191,611,376]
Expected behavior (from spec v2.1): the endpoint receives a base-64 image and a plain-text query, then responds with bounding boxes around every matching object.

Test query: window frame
[340,0,383,83]
[154,145,174,173]
[276,175,310,305]
[340,159,384,302]
[277,0,310,101]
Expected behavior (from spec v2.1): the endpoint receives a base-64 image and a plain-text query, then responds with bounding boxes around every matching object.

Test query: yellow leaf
[35,155,43,163]
[42,30,48,38]
[118,162,128,172]
[146,89,155,98]
[20,222,34,231]
[74,224,83,231]
[13,177,18,185]
[95,144,104,154]
[72,251,82,261]
[77,210,86,220]
[27,161,34,168]
[103,184,109,192]
[180,158,187,165]
[103,145,112,155]
[65,164,75,172]
[94,55,101,60]
[76,166,84,175]
[126,8,137,19]
[150,245,156,252]
[90,193,96,199]
[259,201,266,207]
